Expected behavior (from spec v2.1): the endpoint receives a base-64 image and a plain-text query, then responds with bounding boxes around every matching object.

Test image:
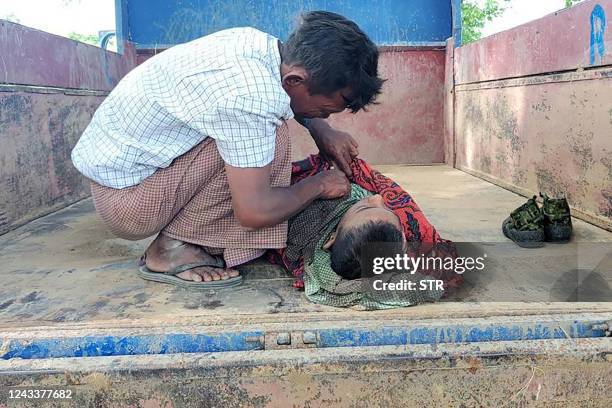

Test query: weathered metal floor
[1,165,611,407]
[0,165,610,330]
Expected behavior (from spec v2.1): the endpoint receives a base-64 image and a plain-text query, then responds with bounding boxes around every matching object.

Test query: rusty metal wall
[135,47,447,165]
[0,21,137,235]
[0,21,136,91]
[290,48,447,164]
[453,0,612,230]
[455,1,611,83]
[444,38,455,166]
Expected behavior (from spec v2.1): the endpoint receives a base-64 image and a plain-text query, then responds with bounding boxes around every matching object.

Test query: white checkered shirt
[71,27,294,188]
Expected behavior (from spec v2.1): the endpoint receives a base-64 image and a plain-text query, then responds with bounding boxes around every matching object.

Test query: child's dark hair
[330,221,404,280]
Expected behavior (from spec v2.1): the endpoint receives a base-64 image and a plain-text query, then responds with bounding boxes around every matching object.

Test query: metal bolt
[276,332,291,345]
[245,335,263,344]
[303,331,318,344]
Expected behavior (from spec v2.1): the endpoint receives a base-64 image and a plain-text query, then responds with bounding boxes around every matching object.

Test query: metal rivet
[303,331,317,344]
[276,332,291,345]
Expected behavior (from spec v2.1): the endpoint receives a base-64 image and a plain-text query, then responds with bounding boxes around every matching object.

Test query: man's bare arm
[225,163,350,229]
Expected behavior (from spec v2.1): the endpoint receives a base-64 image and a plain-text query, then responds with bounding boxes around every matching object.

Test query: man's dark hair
[330,221,404,280]
[282,10,384,112]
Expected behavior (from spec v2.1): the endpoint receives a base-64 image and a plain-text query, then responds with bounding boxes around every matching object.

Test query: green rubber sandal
[502,196,545,248]
[540,193,572,243]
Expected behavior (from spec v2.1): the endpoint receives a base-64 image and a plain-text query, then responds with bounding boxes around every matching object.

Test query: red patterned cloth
[269,154,463,290]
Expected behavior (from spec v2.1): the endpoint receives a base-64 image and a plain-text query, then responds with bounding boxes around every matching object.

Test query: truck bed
[1,165,610,330]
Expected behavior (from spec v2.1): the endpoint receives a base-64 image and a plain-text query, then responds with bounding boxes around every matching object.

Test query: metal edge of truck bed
[1,312,610,360]
[1,337,611,407]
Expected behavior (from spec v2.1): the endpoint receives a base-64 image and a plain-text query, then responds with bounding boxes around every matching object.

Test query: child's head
[324,194,405,279]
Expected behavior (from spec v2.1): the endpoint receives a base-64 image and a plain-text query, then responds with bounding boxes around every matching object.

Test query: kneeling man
[71,11,383,287]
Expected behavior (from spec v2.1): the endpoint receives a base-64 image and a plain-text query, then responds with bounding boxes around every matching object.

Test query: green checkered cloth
[303,185,444,310]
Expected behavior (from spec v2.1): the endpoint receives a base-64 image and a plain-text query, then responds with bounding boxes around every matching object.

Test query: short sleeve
[210,95,282,167]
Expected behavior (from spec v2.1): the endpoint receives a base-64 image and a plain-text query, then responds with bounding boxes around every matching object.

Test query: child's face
[323,194,406,251]
[336,194,402,234]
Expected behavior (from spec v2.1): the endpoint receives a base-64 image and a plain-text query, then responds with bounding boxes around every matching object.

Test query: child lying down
[269,155,463,310]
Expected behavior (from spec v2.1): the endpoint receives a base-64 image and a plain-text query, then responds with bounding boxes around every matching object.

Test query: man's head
[280,11,384,119]
[324,194,406,279]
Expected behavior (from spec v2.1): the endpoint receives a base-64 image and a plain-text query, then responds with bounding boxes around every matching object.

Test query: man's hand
[297,117,359,176]
[312,127,359,176]
[312,169,351,199]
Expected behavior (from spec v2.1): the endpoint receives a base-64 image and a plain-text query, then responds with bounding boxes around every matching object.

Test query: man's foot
[144,234,240,282]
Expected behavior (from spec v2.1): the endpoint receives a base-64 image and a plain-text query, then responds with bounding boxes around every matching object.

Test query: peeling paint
[0,94,32,126]
[534,166,572,201]
[0,91,102,234]
[600,154,612,179]
[566,129,595,172]
[491,95,522,153]
[455,73,612,227]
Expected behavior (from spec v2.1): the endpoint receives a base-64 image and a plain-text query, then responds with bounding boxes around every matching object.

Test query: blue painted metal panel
[2,331,265,360]
[115,0,129,54]
[452,0,462,46]
[118,0,453,47]
[317,323,582,348]
[2,319,608,360]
